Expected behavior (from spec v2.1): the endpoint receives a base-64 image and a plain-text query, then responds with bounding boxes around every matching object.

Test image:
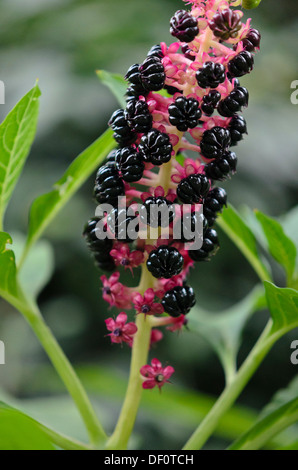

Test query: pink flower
[150,329,164,347]
[167,314,188,332]
[110,243,144,273]
[100,272,132,309]
[105,313,137,346]
[133,288,164,316]
[172,158,205,184]
[140,358,175,389]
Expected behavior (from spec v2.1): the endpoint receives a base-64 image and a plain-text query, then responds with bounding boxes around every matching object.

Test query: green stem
[106,267,155,450]
[36,423,92,450]
[13,296,107,447]
[183,320,276,450]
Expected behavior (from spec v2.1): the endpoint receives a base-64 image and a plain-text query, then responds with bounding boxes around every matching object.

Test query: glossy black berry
[209,8,242,41]
[181,43,195,61]
[105,150,117,166]
[147,246,184,279]
[177,174,210,204]
[140,196,175,228]
[124,99,153,133]
[126,83,149,101]
[188,228,219,262]
[201,90,221,116]
[228,51,254,78]
[109,109,137,146]
[125,64,141,85]
[164,84,182,96]
[241,28,261,52]
[228,115,247,146]
[168,96,202,132]
[83,218,115,272]
[94,165,125,206]
[174,212,208,242]
[204,151,237,181]
[107,207,139,243]
[196,62,226,89]
[170,10,199,43]
[162,285,196,317]
[138,129,172,166]
[139,56,165,91]
[217,87,249,117]
[147,44,164,59]
[115,147,144,183]
[204,187,227,226]
[200,127,231,160]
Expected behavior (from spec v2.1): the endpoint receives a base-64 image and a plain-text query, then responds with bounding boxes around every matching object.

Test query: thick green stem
[183,320,275,450]
[14,297,107,447]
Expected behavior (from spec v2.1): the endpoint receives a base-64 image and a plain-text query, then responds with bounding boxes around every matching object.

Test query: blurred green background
[0,0,298,449]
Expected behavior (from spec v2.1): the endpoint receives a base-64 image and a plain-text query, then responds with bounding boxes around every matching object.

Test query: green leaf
[217,205,271,282]
[188,286,265,383]
[256,210,297,285]
[0,402,54,450]
[264,281,298,336]
[242,0,262,9]
[22,129,115,263]
[0,232,19,301]
[0,84,40,226]
[96,70,127,108]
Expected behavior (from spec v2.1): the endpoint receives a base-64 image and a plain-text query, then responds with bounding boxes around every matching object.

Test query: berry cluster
[84,0,260,390]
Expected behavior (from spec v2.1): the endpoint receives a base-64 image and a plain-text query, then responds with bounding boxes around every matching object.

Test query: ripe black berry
[204,187,227,226]
[147,246,184,279]
[107,207,139,243]
[126,83,149,101]
[201,90,221,116]
[177,174,210,204]
[209,9,242,41]
[124,99,153,133]
[139,56,166,91]
[174,212,208,242]
[196,62,226,89]
[147,44,164,59]
[162,285,196,317]
[181,44,195,61]
[200,127,231,160]
[241,29,261,52]
[109,109,137,146]
[228,51,254,78]
[164,84,182,96]
[168,96,202,132]
[138,129,172,166]
[83,218,115,272]
[204,151,237,181]
[140,196,175,228]
[217,86,249,117]
[105,149,117,166]
[94,165,125,206]
[228,115,247,146]
[115,147,144,183]
[125,64,141,85]
[188,228,219,261]
[170,10,199,43]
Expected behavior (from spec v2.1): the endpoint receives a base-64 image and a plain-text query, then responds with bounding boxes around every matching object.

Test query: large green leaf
[228,397,298,450]
[0,402,54,450]
[264,281,298,336]
[96,70,127,108]
[188,286,265,383]
[256,210,297,285]
[22,129,115,263]
[0,84,40,225]
[0,232,19,302]
[217,205,271,282]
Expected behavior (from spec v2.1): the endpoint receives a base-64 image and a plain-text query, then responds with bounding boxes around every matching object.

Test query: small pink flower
[105,313,137,346]
[140,358,175,390]
[167,314,188,332]
[150,329,164,347]
[172,158,205,184]
[133,288,164,316]
[110,243,144,273]
[101,272,132,309]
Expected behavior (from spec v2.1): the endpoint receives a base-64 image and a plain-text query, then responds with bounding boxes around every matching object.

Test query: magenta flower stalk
[83,0,261,449]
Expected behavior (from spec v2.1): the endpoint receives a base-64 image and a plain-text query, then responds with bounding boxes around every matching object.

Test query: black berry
[181,43,195,61]
[228,115,247,146]
[174,211,208,242]
[168,96,202,132]
[200,126,231,160]
[204,187,227,226]
[83,218,115,272]
[188,228,219,261]
[124,99,153,133]
[147,44,164,59]
[109,109,137,146]
[140,196,175,228]
[125,64,141,85]
[228,51,254,78]
[217,86,249,117]
[107,207,139,243]
[126,83,149,101]
[139,56,165,91]
[177,174,210,204]
[164,84,182,95]
[196,62,226,89]
[162,285,196,317]
[201,90,221,116]
[204,151,237,181]
[115,147,144,183]
[147,246,184,279]
[209,9,242,41]
[94,165,125,206]
[241,28,261,52]
[138,129,172,166]
[170,10,199,43]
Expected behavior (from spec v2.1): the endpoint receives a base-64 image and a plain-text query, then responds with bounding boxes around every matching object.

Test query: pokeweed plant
[0,0,297,451]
